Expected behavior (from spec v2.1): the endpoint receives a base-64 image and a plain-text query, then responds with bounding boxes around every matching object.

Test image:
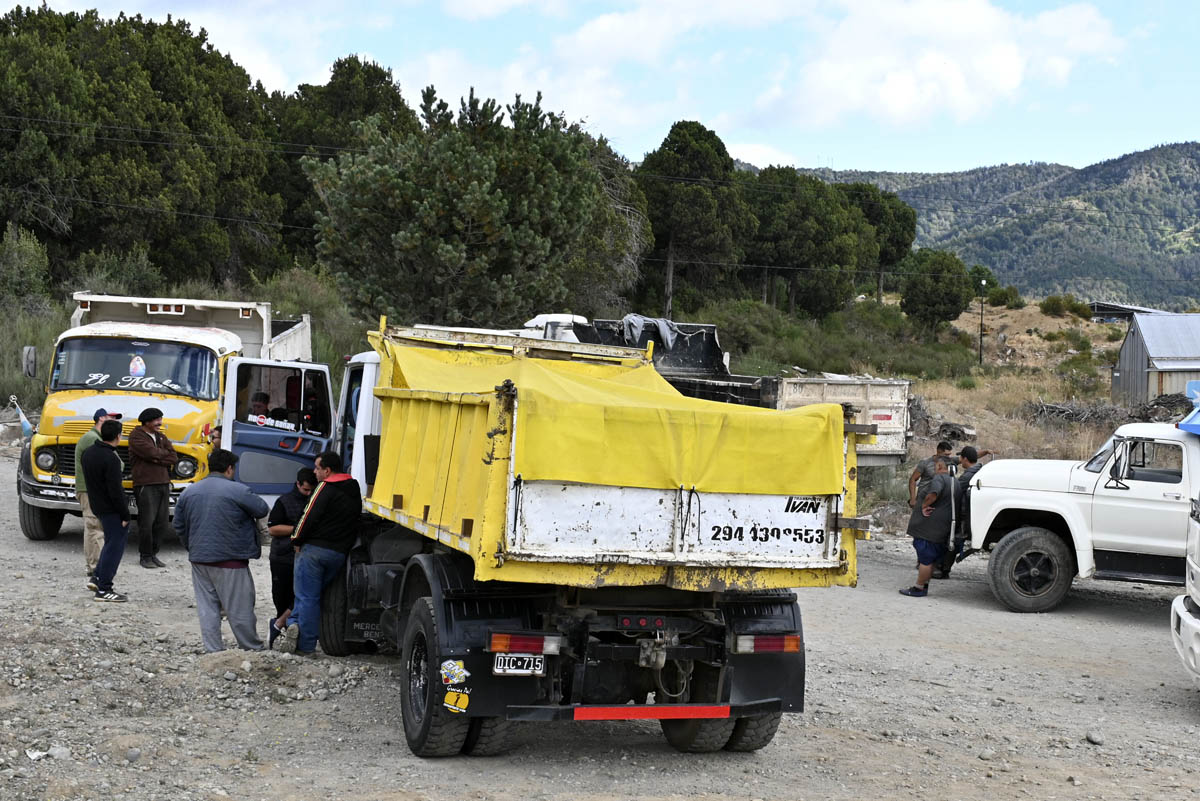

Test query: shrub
[1105,326,1125,342]
[986,286,1010,306]
[1039,295,1067,316]
[956,375,977,390]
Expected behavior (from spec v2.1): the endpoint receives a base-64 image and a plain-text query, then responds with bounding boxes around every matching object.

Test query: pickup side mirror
[21,346,36,379]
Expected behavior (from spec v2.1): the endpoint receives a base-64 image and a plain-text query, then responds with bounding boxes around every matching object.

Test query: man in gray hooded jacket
[173,449,270,652]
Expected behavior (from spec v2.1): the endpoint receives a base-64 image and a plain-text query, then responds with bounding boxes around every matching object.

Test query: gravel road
[1,448,1196,801]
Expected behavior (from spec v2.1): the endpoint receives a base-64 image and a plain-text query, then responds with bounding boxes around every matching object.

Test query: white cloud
[442,0,565,21]
[779,0,1122,128]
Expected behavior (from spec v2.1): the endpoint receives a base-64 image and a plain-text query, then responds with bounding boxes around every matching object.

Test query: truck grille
[53,444,133,480]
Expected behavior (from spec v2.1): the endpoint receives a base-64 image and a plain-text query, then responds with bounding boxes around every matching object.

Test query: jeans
[94,513,129,592]
[292,545,346,653]
[134,483,171,557]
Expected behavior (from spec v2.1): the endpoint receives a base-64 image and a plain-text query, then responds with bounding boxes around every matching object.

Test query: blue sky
[39,1,1200,172]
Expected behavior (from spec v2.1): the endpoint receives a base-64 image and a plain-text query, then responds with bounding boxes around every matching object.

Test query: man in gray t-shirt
[909,441,955,508]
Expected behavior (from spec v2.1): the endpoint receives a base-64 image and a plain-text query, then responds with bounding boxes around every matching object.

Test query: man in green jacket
[76,408,122,579]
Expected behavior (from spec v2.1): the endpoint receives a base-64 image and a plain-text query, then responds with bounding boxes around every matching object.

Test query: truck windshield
[1084,436,1115,473]
[50,338,219,400]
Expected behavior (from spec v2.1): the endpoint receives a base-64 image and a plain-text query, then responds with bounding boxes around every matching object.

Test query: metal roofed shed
[1112,313,1200,405]
[1088,300,1166,323]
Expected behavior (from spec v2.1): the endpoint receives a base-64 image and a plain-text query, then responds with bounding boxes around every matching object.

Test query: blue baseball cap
[93,408,122,422]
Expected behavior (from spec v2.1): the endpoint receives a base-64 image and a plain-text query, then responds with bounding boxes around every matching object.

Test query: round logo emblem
[256,414,266,426]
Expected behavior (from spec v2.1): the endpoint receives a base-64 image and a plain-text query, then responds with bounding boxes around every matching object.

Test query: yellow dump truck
[323,324,872,756]
[18,293,334,540]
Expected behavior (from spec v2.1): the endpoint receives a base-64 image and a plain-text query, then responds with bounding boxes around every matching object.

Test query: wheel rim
[408,629,429,724]
[1011,550,1057,596]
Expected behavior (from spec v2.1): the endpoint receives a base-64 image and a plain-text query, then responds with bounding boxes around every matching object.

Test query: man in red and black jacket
[274,450,361,655]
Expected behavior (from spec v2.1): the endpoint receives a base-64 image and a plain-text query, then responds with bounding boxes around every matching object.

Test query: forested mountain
[797,144,1200,308]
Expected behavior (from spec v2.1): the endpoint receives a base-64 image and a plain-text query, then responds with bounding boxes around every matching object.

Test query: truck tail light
[489,633,561,655]
[733,634,801,654]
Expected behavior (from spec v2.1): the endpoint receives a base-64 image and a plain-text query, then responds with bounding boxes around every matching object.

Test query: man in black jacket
[275,451,360,655]
[265,467,317,648]
[80,419,131,602]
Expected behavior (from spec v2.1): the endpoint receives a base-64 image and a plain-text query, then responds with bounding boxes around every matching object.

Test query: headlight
[174,457,198,479]
[35,449,57,471]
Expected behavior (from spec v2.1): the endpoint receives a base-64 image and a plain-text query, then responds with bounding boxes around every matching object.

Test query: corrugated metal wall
[1113,324,1147,405]
[1149,370,1200,399]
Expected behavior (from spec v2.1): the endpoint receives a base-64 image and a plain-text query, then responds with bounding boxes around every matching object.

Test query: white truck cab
[969,422,1191,612]
[1171,495,1200,686]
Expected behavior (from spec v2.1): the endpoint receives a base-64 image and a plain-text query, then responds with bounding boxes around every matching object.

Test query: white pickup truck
[1171,500,1200,685]
[968,422,1190,612]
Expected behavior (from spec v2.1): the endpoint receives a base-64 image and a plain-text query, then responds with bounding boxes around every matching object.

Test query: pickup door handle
[1163,492,1183,500]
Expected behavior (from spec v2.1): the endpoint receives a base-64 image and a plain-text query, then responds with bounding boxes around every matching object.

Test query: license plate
[493,653,545,676]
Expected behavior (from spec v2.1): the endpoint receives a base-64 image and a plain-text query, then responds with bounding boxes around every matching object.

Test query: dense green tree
[0,6,283,285]
[836,183,916,301]
[746,168,861,317]
[899,248,973,329]
[307,87,649,326]
[968,264,998,296]
[0,222,50,308]
[635,121,755,318]
[269,56,421,258]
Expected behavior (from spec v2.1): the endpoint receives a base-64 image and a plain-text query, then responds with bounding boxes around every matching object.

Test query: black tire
[399,597,470,757]
[319,568,351,656]
[724,711,782,752]
[19,498,64,541]
[987,526,1074,613]
[660,663,737,753]
[461,717,515,756]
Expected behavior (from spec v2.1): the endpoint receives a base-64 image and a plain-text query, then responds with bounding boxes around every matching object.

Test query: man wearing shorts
[901,457,954,597]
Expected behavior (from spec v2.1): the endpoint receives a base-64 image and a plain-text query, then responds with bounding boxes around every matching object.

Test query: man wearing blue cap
[77,408,122,580]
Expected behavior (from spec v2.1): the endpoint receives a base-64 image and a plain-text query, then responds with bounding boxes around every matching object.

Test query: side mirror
[21,346,36,379]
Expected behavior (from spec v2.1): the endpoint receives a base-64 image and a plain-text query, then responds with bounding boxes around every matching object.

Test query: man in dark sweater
[173,449,270,652]
[80,419,131,602]
[129,407,178,569]
[275,450,360,655]
[265,468,317,648]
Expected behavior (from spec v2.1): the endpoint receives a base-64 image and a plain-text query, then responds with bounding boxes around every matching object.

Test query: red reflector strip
[871,413,893,421]
[573,705,731,721]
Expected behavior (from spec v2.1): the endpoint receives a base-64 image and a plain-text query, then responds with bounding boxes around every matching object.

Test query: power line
[5,111,1198,230]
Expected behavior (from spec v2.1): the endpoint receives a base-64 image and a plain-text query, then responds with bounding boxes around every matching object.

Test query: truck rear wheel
[319,569,352,656]
[724,711,782,752]
[19,498,64,541]
[399,597,470,757]
[660,663,737,753]
[461,717,515,756]
[987,526,1074,613]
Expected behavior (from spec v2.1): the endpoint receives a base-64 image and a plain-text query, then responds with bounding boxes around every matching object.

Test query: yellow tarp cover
[382,341,844,496]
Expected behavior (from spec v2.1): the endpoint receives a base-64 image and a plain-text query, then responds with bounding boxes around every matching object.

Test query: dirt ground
[1,448,1197,801]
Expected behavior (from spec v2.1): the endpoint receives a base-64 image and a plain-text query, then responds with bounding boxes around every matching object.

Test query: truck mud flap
[505,699,781,721]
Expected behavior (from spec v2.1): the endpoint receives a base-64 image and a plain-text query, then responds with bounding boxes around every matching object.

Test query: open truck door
[221,357,334,497]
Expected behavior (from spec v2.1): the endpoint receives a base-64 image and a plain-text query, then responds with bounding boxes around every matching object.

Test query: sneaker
[899,585,928,597]
[86,576,99,592]
[274,623,299,653]
[151,556,167,568]
[93,589,128,603]
[295,650,318,658]
[139,557,158,569]
[268,620,282,650]
[931,569,950,580]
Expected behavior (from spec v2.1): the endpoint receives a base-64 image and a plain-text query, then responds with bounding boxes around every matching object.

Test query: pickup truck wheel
[988,526,1073,613]
[399,597,470,757]
[723,711,782,752]
[660,664,737,753]
[19,498,64,541]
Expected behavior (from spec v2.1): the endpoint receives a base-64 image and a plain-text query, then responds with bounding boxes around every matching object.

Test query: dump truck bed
[362,326,865,591]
